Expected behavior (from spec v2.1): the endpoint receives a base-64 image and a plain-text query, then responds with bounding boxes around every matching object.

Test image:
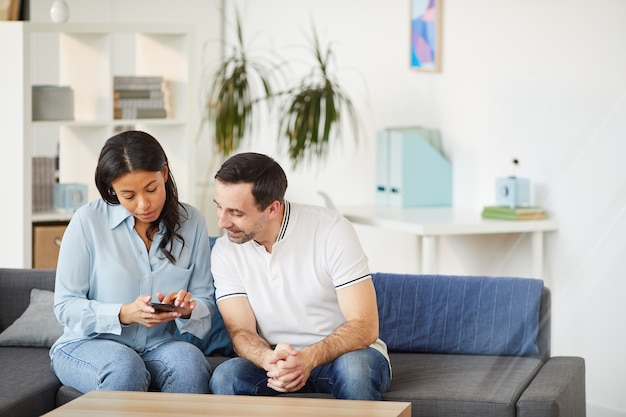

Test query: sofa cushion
[383,352,543,417]
[0,347,60,417]
[0,289,63,348]
[372,273,543,356]
[0,268,56,333]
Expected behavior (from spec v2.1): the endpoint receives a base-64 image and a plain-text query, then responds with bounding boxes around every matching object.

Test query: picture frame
[410,0,442,72]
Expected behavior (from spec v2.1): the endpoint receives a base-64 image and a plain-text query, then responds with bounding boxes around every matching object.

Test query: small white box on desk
[495,177,530,208]
[376,127,452,207]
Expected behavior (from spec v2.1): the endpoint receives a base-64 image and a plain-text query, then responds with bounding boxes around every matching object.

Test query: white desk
[340,206,559,277]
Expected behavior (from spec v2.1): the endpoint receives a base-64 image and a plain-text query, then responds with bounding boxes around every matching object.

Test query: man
[209,152,390,400]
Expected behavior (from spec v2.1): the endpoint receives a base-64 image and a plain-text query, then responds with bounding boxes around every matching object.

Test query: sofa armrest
[517,356,586,417]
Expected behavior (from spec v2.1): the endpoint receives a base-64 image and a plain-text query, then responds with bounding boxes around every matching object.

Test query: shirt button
[151,256,157,261]
[144,273,149,279]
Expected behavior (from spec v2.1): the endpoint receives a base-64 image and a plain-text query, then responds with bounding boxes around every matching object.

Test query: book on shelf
[114,90,165,99]
[113,75,164,90]
[113,75,170,119]
[114,108,168,119]
[113,97,167,110]
[481,205,547,220]
[32,157,56,212]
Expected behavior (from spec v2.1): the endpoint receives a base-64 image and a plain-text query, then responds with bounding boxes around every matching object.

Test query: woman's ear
[162,164,169,182]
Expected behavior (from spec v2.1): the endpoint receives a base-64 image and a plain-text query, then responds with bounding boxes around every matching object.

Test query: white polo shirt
[211,201,389,362]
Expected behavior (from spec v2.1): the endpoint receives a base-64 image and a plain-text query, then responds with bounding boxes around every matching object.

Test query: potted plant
[203,8,276,158]
[277,29,360,168]
[203,10,361,169]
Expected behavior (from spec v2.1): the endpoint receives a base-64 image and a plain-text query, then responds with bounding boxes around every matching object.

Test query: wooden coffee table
[42,390,411,416]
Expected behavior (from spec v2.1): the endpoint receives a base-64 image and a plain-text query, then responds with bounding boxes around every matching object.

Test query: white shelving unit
[0,22,196,268]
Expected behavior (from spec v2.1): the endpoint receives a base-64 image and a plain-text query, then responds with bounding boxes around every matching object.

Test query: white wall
[221,1,626,415]
[28,0,626,415]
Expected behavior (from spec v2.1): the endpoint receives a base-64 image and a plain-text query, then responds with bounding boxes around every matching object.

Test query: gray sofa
[0,268,586,417]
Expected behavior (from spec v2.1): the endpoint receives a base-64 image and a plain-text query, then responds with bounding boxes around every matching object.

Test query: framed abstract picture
[410,0,442,72]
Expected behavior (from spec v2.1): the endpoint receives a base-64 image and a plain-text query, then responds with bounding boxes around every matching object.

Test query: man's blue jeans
[209,347,391,400]
[51,338,212,393]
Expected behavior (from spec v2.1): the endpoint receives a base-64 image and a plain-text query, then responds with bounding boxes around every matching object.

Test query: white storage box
[32,85,74,121]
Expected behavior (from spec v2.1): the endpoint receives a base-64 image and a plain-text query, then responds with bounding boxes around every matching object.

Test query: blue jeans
[209,347,391,400]
[51,339,212,393]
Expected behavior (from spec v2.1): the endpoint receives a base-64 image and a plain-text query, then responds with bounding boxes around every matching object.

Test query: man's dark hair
[215,152,288,210]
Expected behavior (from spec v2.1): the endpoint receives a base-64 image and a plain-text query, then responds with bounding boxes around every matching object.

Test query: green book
[482,206,546,220]
[482,206,545,215]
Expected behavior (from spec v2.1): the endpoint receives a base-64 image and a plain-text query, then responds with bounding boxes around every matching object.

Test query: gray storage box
[32,85,74,121]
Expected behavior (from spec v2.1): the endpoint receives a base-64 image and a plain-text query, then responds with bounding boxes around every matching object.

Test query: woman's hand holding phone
[119,295,187,327]
[156,290,195,319]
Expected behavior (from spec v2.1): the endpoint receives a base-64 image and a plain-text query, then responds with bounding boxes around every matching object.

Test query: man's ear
[267,200,282,219]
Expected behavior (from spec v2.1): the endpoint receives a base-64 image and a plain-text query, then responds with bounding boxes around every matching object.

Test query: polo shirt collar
[276,200,291,242]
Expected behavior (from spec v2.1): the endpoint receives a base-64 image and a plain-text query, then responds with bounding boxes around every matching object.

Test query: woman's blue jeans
[51,338,212,393]
[209,347,391,400]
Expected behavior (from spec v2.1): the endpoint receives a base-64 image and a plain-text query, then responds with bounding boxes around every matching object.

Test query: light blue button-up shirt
[50,199,215,357]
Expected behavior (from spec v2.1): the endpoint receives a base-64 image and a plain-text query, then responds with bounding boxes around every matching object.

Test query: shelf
[32,119,188,127]
[340,205,559,236]
[23,22,195,35]
[0,21,197,268]
[340,205,559,278]
[32,211,74,223]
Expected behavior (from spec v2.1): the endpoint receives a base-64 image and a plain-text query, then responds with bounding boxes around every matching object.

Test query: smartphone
[150,302,176,313]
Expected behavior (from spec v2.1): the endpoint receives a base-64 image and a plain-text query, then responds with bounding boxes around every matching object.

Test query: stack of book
[481,206,547,220]
[113,76,170,119]
[32,156,56,212]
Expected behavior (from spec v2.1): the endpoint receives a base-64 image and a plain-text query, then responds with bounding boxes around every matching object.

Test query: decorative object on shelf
[495,158,530,208]
[0,0,22,21]
[481,205,547,221]
[54,183,88,212]
[411,0,443,72]
[49,0,69,23]
[203,7,361,169]
[376,126,452,207]
[113,75,170,119]
[1,0,21,21]
[32,85,74,121]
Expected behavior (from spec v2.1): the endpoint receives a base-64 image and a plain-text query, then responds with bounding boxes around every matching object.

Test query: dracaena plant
[277,30,360,169]
[204,9,275,157]
[204,9,360,169]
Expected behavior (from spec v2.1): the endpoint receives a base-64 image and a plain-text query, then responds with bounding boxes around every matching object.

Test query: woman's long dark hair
[95,130,187,263]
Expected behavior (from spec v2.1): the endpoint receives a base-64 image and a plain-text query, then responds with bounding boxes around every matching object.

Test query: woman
[50,130,214,394]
